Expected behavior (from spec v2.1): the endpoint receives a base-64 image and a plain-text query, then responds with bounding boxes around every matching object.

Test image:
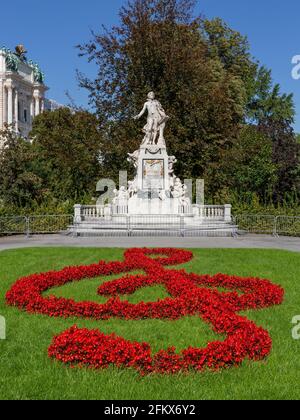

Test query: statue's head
[147,91,155,100]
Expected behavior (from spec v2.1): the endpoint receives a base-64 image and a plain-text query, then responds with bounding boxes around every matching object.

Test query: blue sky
[1,0,300,130]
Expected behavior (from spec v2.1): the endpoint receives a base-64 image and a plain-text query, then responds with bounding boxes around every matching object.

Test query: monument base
[69,204,237,237]
[127,196,192,215]
[70,93,237,237]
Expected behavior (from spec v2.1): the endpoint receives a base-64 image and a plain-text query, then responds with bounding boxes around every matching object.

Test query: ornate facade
[0,45,48,140]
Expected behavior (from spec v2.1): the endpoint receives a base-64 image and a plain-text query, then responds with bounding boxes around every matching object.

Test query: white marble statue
[171,178,183,199]
[113,186,129,205]
[128,180,138,198]
[134,92,169,147]
[168,156,177,187]
[127,150,140,168]
[119,186,129,201]
[180,184,190,206]
[158,190,167,201]
[170,179,189,206]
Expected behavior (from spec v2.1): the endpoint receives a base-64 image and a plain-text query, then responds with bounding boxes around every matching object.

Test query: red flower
[6,248,284,375]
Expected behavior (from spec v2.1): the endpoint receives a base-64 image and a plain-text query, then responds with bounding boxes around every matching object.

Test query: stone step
[74,220,233,227]
[68,223,238,238]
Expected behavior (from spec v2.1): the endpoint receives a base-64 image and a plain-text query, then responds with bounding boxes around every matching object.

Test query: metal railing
[73,214,184,237]
[72,213,236,237]
[234,214,300,237]
[0,215,73,237]
[1,213,300,238]
[275,216,300,237]
[0,216,27,235]
[129,214,183,237]
[234,214,276,235]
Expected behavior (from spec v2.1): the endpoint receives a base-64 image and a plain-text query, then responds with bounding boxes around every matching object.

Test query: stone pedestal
[120,142,192,215]
[137,145,170,191]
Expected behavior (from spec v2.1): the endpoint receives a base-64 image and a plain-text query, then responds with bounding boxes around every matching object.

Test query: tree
[0,128,42,207]
[30,108,104,201]
[77,0,246,185]
[259,118,300,202]
[221,125,277,200]
[200,17,256,85]
[201,18,295,124]
[247,67,295,124]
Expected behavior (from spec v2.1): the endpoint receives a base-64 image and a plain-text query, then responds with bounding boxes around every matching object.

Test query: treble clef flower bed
[6,248,284,375]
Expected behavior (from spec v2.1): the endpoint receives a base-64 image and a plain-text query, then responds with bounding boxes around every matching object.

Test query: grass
[0,247,300,400]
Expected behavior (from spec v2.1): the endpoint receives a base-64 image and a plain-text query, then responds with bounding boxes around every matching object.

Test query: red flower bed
[6,248,284,375]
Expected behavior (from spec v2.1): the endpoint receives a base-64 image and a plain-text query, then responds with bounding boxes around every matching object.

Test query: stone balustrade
[113,205,129,215]
[74,204,232,223]
[196,205,232,222]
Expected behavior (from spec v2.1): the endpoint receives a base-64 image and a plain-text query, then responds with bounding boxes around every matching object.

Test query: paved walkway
[0,234,300,252]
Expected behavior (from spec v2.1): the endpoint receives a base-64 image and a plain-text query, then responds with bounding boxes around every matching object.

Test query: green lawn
[0,247,300,400]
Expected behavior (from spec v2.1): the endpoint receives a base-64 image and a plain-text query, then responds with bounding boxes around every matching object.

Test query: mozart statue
[134,92,169,146]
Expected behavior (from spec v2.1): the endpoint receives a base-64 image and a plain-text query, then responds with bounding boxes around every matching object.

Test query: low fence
[0,217,27,235]
[0,215,73,237]
[234,215,300,237]
[274,216,300,237]
[1,213,300,237]
[233,215,276,235]
[75,214,185,237]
